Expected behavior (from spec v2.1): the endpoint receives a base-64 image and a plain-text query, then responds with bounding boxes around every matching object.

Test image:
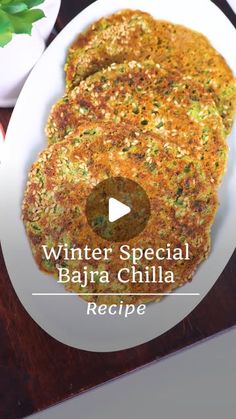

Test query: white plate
[0,0,236,352]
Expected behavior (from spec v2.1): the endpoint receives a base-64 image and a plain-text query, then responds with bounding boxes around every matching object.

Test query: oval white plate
[0,0,236,352]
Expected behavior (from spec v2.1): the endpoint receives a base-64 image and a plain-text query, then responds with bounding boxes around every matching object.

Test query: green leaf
[0,30,12,47]
[0,1,13,5]
[2,3,28,14]
[24,0,45,8]
[17,8,45,23]
[0,2,45,43]
[0,9,13,33]
[8,14,32,34]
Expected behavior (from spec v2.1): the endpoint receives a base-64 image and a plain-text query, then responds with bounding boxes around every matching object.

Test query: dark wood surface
[0,1,235,418]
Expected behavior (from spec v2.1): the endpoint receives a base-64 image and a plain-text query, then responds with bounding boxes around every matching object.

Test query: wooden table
[0,1,235,418]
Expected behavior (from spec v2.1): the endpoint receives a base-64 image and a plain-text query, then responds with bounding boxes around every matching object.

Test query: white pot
[0,28,45,107]
[35,0,61,41]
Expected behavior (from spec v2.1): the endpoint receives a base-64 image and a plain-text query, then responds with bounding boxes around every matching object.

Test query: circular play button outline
[85,177,151,242]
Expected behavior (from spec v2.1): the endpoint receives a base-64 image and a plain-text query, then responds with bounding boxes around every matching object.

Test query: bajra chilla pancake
[65,9,236,133]
[23,123,218,304]
[47,61,227,186]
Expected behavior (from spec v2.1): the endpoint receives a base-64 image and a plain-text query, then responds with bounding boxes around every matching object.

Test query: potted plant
[0,0,61,107]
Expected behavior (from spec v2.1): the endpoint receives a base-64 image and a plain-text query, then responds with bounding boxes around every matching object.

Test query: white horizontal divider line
[32,292,200,296]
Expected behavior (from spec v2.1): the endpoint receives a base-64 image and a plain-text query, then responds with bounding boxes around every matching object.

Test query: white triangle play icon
[108,198,131,223]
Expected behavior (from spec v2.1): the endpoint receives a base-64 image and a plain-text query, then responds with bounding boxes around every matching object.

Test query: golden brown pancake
[65,10,236,133]
[23,122,218,304]
[47,61,227,186]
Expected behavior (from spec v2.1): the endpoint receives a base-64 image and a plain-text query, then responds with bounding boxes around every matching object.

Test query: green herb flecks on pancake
[65,9,236,133]
[23,123,218,305]
[47,61,227,186]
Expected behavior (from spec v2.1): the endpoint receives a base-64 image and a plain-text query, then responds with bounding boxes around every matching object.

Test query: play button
[108,198,131,223]
[85,177,151,242]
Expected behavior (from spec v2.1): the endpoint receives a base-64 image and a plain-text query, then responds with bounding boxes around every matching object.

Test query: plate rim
[1,0,236,352]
